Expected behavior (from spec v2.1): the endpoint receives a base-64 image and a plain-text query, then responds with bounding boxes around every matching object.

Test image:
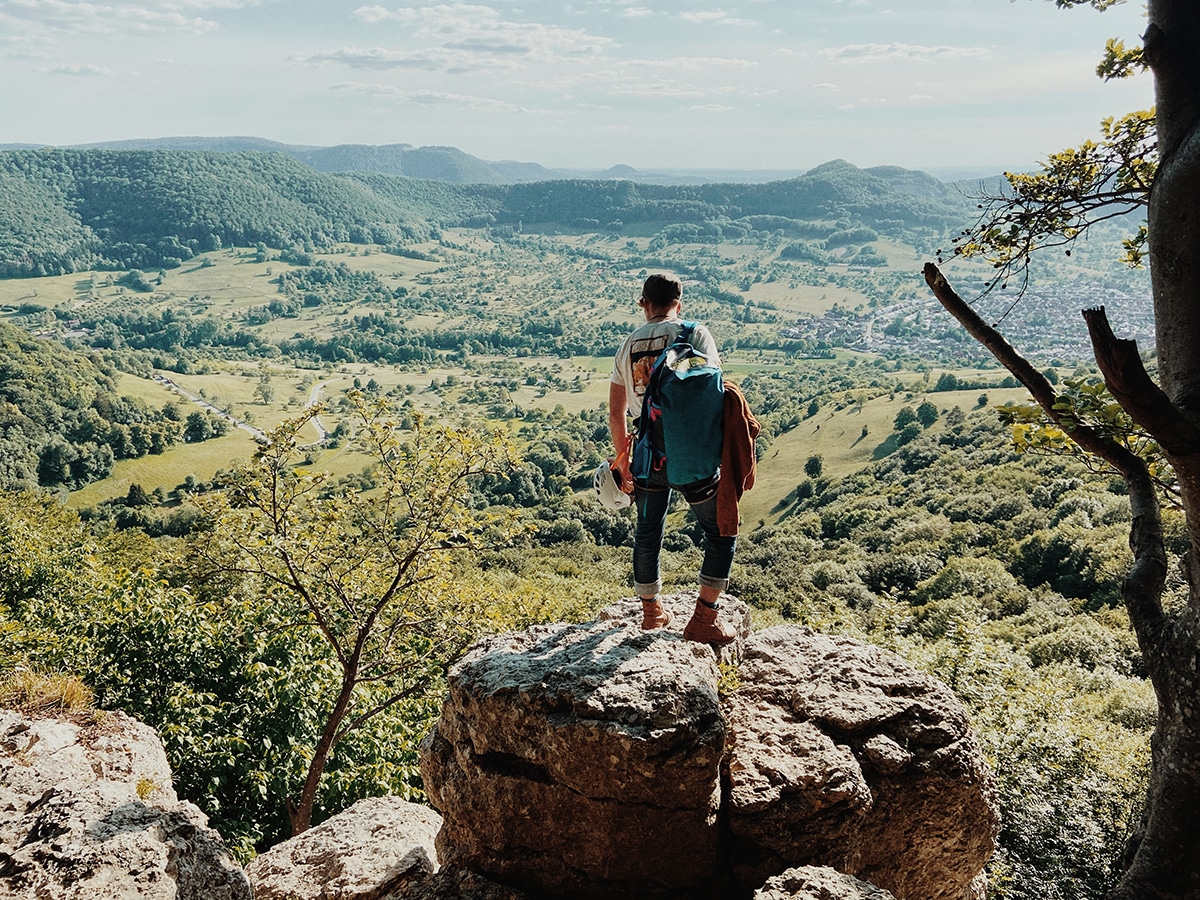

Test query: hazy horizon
[0,134,1014,185]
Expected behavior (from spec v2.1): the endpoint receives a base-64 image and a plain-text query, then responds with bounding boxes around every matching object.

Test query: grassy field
[68,428,262,508]
[60,335,1031,517]
[0,271,86,310]
[3,234,1038,520]
[744,385,1033,526]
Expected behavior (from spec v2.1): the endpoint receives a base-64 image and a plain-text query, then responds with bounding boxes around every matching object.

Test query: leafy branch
[944,109,1156,294]
[189,393,523,834]
[998,375,1180,507]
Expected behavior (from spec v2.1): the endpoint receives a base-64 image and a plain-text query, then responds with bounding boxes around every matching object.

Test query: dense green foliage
[0,320,183,491]
[733,407,1157,900]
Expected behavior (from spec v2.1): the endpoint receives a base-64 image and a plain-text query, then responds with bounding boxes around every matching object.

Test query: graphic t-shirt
[610,317,720,420]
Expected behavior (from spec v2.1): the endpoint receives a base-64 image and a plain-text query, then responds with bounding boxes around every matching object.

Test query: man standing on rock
[608,273,736,645]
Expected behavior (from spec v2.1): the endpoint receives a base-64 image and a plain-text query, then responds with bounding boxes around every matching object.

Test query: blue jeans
[632,471,736,598]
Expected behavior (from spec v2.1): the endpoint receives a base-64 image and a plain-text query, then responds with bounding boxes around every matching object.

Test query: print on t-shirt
[629,334,673,403]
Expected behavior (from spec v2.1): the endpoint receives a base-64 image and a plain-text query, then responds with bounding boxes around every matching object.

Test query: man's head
[640,273,682,315]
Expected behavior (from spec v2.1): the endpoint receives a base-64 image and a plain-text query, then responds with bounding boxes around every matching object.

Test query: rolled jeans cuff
[635,578,663,598]
[698,573,729,592]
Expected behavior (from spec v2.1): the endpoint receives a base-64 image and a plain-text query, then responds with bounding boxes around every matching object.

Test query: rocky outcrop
[753,866,899,900]
[247,795,441,900]
[420,606,737,898]
[0,708,250,900]
[385,866,531,900]
[3,601,995,900]
[421,611,997,900]
[725,627,998,899]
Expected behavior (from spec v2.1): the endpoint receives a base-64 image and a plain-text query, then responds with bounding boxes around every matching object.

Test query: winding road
[151,373,331,447]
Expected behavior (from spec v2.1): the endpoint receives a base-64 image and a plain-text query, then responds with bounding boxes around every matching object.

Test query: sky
[0,0,1152,175]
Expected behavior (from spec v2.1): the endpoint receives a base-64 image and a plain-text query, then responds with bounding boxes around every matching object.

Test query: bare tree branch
[1083,307,1200,455]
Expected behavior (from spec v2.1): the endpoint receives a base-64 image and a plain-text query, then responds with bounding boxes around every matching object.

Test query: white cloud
[301,47,461,72]
[351,4,412,24]
[639,56,755,70]
[607,80,705,98]
[690,103,733,112]
[350,3,611,59]
[676,9,753,26]
[822,42,990,63]
[330,80,526,112]
[50,62,117,75]
[0,0,221,34]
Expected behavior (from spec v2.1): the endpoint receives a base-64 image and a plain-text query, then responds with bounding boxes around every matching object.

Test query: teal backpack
[632,323,725,488]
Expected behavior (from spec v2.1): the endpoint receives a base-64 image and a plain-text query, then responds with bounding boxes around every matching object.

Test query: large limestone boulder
[725,626,998,900]
[0,708,250,900]
[421,614,997,900]
[420,618,730,898]
[247,795,441,900]
[754,866,900,900]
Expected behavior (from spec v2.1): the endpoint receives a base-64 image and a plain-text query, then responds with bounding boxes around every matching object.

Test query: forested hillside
[0,150,438,276]
[0,149,969,277]
[0,320,189,491]
[66,136,557,183]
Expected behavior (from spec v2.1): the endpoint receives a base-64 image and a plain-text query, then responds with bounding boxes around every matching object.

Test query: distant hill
[295,144,519,184]
[0,148,446,276]
[0,148,971,276]
[41,137,562,185]
[487,160,562,182]
[73,136,316,154]
[13,136,939,187]
[864,165,963,202]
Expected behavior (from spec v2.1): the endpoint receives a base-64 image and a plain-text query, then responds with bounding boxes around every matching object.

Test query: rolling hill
[0,148,971,277]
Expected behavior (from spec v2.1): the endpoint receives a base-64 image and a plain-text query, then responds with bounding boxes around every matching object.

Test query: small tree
[916,400,940,428]
[893,406,918,431]
[254,377,274,405]
[125,483,151,507]
[804,454,824,479]
[192,394,521,834]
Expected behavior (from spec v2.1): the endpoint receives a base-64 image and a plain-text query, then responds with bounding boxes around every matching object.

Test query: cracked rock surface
[0,708,249,900]
[422,612,997,900]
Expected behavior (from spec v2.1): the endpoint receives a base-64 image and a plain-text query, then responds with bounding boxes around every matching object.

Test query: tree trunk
[1111,670,1200,900]
[1121,5,1200,894]
[289,670,357,835]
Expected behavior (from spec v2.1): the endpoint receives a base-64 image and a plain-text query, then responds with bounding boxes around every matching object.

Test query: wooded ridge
[0,149,968,277]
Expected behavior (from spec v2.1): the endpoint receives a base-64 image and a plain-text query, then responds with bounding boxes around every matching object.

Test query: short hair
[641,273,682,311]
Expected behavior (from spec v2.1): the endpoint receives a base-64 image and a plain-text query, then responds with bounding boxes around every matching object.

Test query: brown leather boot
[683,599,736,645]
[641,598,674,630]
